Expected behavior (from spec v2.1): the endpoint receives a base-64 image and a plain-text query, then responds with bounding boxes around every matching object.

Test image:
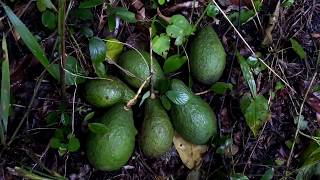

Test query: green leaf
[1,2,59,79]
[111,7,137,23]
[46,112,58,124]
[230,173,249,180]
[41,10,57,30]
[139,91,151,107]
[236,51,257,97]
[282,0,294,8]
[240,95,252,113]
[275,81,285,91]
[67,136,80,152]
[36,0,56,12]
[1,36,10,144]
[206,3,219,17]
[88,123,109,134]
[83,112,95,122]
[163,55,187,74]
[79,0,103,8]
[244,95,270,137]
[166,90,190,105]
[158,78,171,94]
[160,95,171,110]
[106,38,123,61]
[89,37,106,64]
[92,62,107,78]
[51,56,86,85]
[290,38,306,59]
[80,27,94,38]
[158,0,166,5]
[50,137,62,149]
[61,112,71,126]
[74,8,93,21]
[211,82,233,95]
[260,168,274,180]
[166,14,194,46]
[152,33,170,58]
[107,15,116,32]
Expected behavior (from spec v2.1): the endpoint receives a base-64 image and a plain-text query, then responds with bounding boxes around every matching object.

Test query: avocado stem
[126,76,152,109]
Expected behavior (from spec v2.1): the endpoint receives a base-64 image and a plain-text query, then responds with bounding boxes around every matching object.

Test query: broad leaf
[88,123,109,134]
[236,51,257,97]
[84,112,95,122]
[89,37,106,63]
[1,2,59,79]
[163,55,187,74]
[106,38,123,61]
[158,0,166,5]
[211,82,233,95]
[36,0,56,12]
[166,90,190,105]
[110,7,137,23]
[50,137,62,149]
[41,10,57,30]
[79,0,103,8]
[67,136,80,152]
[290,38,306,59]
[166,15,194,46]
[92,62,107,78]
[107,15,116,32]
[152,33,170,58]
[1,36,10,144]
[244,95,270,137]
[261,168,274,180]
[206,3,219,17]
[230,173,249,180]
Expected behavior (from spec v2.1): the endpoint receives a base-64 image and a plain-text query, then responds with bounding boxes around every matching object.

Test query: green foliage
[163,55,187,74]
[158,0,166,5]
[261,168,274,180]
[228,0,262,25]
[241,95,270,137]
[166,15,194,46]
[79,0,103,8]
[206,3,219,17]
[236,52,257,97]
[211,82,233,95]
[230,173,249,180]
[110,7,137,23]
[67,136,80,152]
[36,0,56,12]
[282,0,294,8]
[1,36,10,144]
[152,34,171,58]
[88,123,109,134]
[290,38,306,59]
[106,38,124,61]
[89,37,107,77]
[275,81,285,91]
[139,91,151,107]
[1,2,59,79]
[160,95,171,110]
[41,10,57,30]
[74,8,93,21]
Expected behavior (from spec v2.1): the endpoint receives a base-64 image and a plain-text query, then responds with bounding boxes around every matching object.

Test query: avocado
[86,104,137,171]
[118,50,164,89]
[169,79,217,144]
[83,76,135,108]
[190,26,226,85]
[140,98,174,157]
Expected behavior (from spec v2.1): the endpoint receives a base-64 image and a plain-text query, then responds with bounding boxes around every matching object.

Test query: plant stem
[58,0,67,103]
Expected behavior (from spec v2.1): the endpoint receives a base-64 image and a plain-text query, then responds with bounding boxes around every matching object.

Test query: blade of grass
[0,2,58,79]
[1,35,10,145]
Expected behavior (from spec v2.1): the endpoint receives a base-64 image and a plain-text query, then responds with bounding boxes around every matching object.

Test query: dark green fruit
[190,26,226,85]
[169,79,217,144]
[86,104,137,171]
[118,50,164,89]
[83,77,135,108]
[140,98,174,157]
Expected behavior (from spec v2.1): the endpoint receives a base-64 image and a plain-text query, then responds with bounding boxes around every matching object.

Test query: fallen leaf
[173,133,208,169]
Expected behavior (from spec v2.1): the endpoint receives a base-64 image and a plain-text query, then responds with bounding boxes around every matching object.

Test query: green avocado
[86,104,137,171]
[169,79,217,144]
[118,50,164,89]
[140,98,174,157]
[190,26,226,85]
[83,76,135,108]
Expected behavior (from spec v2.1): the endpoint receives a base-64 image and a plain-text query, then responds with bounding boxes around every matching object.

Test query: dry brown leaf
[262,1,280,46]
[173,133,208,169]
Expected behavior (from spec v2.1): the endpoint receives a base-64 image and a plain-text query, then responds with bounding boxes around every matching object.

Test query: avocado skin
[83,77,135,108]
[86,104,137,171]
[190,26,226,85]
[170,79,217,144]
[140,98,174,157]
[118,50,164,89]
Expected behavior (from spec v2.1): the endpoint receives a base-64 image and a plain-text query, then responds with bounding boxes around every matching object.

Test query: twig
[212,0,296,94]
[58,0,67,103]
[286,72,318,169]
[126,76,151,109]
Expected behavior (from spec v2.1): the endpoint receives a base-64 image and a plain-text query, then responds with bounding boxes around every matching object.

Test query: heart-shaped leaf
[166,15,194,46]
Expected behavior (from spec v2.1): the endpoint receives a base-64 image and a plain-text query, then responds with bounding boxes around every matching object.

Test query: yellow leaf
[173,133,208,169]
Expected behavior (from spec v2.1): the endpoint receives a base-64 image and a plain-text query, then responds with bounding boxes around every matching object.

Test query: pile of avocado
[83,26,226,171]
